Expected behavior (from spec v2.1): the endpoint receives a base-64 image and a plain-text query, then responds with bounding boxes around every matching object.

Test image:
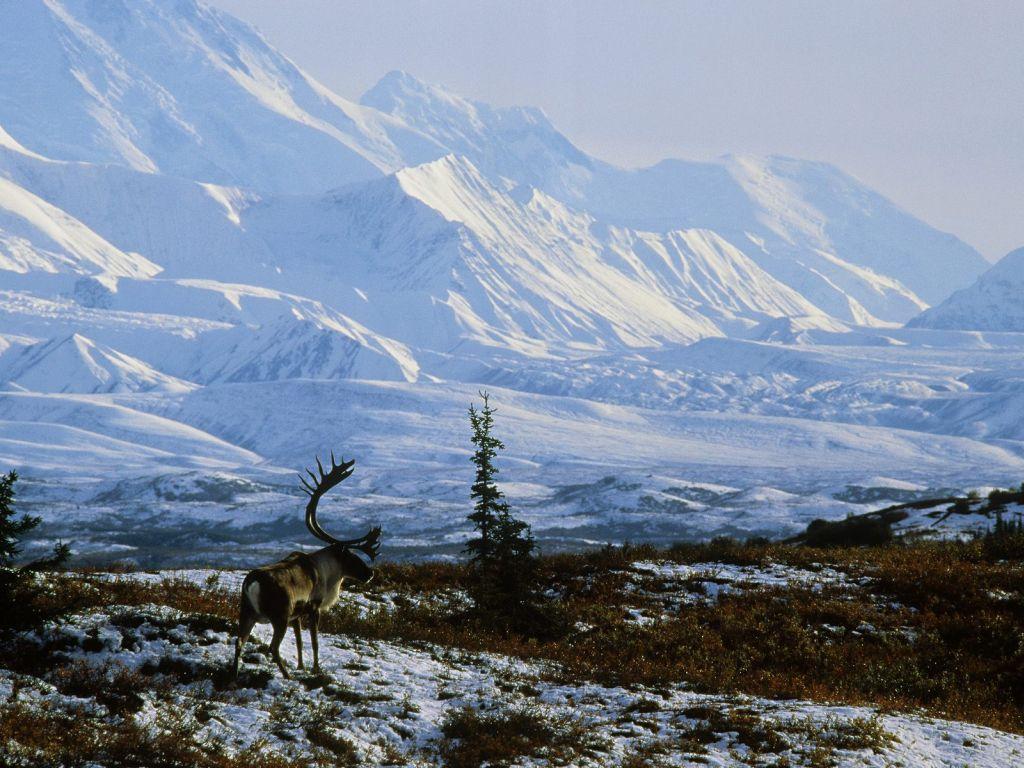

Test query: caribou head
[232,453,381,679]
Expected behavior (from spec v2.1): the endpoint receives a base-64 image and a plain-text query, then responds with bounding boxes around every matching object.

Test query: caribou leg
[309,608,321,673]
[269,619,290,679]
[292,618,304,670]
[231,599,258,679]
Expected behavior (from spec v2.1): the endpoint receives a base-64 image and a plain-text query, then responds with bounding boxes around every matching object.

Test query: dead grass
[332,540,1024,733]
[301,700,361,767]
[616,706,897,767]
[48,659,163,715]
[437,703,605,767]
[0,699,309,768]
[6,538,1021,739]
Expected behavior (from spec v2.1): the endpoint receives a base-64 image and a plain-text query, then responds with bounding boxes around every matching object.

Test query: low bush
[0,700,308,768]
[7,536,1021,736]
[330,539,1024,732]
[49,659,158,715]
[799,513,902,548]
[438,703,601,767]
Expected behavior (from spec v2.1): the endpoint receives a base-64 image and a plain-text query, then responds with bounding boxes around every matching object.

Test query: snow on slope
[250,155,840,352]
[6,376,1021,556]
[0,390,260,477]
[440,332,1024,451]
[0,175,160,278]
[0,3,987,330]
[136,379,1024,488]
[2,114,837,358]
[909,247,1024,331]
[9,599,1021,768]
[723,155,983,308]
[361,69,596,198]
[401,157,835,333]
[584,157,972,324]
[0,332,195,394]
[0,274,420,387]
[251,158,714,351]
[91,277,421,383]
[0,0,443,193]
[0,138,277,284]
[0,282,233,357]
[185,316,418,384]
[601,226,828,330]
[0,4,984,338]
[0,124,49,161]
[395,156,727,347]
[364,72,987,321]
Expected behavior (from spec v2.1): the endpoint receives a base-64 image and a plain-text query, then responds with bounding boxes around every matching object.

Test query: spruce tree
[0,470,69,571]
[1,471,32,567]
[466,393,508,564]
[1,470,69,629]
[465,393,536,610]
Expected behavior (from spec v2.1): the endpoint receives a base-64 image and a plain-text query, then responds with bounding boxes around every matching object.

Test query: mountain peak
[361,69,592,204]
[988,245,1024,276]
[361,70,465,115]
[0,0,425,192]
[363,69,552,125]
[365,69,433,97]
[0,331,195,394]
[908,246,1024,331]
[396,153,486,184]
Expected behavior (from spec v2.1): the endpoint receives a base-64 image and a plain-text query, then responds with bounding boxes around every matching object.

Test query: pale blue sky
[210,0,1023,260]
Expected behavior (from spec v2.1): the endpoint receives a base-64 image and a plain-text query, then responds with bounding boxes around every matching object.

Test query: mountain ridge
[908,247,1024,331]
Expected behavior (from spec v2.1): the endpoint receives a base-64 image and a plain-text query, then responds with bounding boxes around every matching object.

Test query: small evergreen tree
[466,393,508,565]
[0,469,69,572]
[465,393,536,612]
[984,507,1024,560]
[1,470,70,629]
[993,509,1006,537]
[1,470,31,567]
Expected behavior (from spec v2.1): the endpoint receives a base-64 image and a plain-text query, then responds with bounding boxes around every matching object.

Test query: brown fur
[233,552,318,679]
[250,552,320,618]
[231,547,373,679]
[231,453,380,680]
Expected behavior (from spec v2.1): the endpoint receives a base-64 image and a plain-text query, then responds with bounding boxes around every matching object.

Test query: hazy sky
[210,0,1022,260]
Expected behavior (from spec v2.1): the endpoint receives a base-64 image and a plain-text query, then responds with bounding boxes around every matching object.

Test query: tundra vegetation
[2,533,1023,766]
[2,445,1024,764]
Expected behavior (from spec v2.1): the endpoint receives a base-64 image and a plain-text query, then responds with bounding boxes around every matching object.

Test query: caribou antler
[300,452,381,559]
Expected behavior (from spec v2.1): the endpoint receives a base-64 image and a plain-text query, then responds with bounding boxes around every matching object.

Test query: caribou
[231,453,381,679]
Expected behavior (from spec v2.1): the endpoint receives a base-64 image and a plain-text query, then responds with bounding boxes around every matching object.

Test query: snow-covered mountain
[363,72,988,320]
[247,155,838,351]
[0,172,160,279]
[0,0,1019,562]
[0,0,444,192]
[0,134,276,285]
[361,69,597,200]
[908,247,1024,331]
[0,332,193,394]
[1,1,987,324]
